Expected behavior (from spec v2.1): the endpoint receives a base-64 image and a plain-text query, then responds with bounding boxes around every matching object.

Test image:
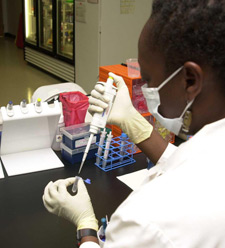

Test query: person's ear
[183,62,203,101]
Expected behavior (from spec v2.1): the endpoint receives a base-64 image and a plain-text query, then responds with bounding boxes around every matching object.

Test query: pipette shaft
[78,133,94,174]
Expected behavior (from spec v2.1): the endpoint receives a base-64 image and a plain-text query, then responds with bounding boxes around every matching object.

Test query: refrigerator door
[39,0,53,52]
[56,0,74,60]
[24,0,37,45]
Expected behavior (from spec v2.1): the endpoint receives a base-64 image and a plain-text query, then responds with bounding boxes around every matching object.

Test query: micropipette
[78,76,117,174]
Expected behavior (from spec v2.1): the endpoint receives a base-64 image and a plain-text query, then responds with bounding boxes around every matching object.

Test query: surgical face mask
[141,66,194,135]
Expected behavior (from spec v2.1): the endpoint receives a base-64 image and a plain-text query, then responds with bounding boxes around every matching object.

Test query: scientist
[43,0,225,247]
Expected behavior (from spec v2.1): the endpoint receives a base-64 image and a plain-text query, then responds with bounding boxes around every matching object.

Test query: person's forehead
[138,38,165,70]
[138,18,162,63]
[138,19,152,51]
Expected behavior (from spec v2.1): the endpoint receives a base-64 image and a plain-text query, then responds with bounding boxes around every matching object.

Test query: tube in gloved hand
[72,176,82,194]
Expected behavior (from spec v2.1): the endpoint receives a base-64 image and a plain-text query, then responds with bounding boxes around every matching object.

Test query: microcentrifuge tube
[6,101,14,117]
[72,176,82,194]
[35,98,42,113]
[20,99,28,114]
[96,128,107,165]
[102,132,113,168]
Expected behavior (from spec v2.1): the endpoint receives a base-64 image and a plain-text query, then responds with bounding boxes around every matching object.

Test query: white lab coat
[81,118,225,248]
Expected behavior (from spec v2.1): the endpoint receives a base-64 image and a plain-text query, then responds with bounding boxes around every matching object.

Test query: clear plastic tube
[20,99,28,114]
[120,133,128,162]
[102,132,113,168]
[35,98,42,113]
[6,101,14,117]
[72,176,82,194]
[96,128,107,165]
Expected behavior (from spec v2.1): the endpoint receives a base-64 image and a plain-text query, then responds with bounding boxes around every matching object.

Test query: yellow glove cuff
[77,216,99,231]
[121,109,153,144]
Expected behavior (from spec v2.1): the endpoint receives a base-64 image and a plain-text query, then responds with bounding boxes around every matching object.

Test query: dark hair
[149,0,225,83]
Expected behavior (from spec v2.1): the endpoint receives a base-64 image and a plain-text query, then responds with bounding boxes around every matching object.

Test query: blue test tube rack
[95,134,136,172]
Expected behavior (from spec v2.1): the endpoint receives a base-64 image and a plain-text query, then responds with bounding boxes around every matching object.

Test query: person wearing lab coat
[43,0,225,247]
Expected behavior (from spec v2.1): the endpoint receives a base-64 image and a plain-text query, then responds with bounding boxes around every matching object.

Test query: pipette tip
[78,160,85,174]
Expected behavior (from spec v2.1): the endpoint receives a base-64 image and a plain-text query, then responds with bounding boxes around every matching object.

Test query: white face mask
[141,66,194,135]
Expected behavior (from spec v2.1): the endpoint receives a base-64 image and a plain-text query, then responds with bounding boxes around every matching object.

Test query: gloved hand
[88,72,153,144]
[42,177,98,231]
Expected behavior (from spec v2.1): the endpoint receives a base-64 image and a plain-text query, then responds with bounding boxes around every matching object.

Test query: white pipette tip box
[61,123,100,150]
[60,142,98,164]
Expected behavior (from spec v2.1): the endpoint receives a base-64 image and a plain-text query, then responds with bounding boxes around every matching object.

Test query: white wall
[75,2,100,92]
[100,0,152,66]
[75,0,153,94]
[2,0,22,36]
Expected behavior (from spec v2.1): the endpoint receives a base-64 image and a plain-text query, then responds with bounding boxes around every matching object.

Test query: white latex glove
[89,72,153,144]
[42,177,98,231]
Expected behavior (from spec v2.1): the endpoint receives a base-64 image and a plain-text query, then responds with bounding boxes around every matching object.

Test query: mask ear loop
[158,66,184,91]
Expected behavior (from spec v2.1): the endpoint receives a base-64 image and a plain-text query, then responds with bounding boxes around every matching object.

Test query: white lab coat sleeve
[157,143,177,165]
[80,144,178,248]
[142,143,178,183]
[103,215,174,248]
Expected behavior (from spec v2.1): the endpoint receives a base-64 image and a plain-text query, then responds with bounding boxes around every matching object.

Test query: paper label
[120,0,135,14]
[75,2,86,23]
[75,136,97,148]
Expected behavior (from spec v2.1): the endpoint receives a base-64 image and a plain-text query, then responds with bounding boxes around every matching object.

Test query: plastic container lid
[61,122,91,140]
[60,142,97,155]
[121,133,128,138]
